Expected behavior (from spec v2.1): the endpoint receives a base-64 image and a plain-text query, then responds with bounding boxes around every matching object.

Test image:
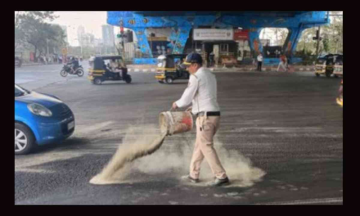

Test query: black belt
[196,111,221,117]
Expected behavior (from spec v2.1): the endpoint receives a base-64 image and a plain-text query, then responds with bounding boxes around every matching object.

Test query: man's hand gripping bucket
[159,110,194,136]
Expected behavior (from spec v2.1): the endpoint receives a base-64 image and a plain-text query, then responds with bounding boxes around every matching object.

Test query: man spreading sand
[172,52,230,187]
[89,54,265,187]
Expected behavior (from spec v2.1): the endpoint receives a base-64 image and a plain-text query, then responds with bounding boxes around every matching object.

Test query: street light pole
[46,39,49,56]
[315,26,321,57]
[80,44,83,57]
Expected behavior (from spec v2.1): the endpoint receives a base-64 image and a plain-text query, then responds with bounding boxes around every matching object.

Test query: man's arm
[175,75,199,108]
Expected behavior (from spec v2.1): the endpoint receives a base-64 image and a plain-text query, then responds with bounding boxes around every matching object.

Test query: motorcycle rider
[68,57,80,73]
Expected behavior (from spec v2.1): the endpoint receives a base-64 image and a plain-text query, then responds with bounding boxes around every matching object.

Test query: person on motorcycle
[68,57,80,73]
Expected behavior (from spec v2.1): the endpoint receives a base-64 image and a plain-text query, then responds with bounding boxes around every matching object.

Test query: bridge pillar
[169,25,192,54]
[248,28,263,56]
[284,27,305,56]
[132,27,153,58]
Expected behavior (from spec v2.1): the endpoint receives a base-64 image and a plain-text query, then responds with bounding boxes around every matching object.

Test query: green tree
[15,11,65,61]
[47,24,67,54]
[322,35,330,53]
[15,11,57,49]
[296,11,343,55]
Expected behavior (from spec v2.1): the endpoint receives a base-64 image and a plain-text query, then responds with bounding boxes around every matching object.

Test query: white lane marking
[258,197,343,205]
[134,69,140,72]
[151,69,155,72]
[306,68,310,71]
[143,69,148,72]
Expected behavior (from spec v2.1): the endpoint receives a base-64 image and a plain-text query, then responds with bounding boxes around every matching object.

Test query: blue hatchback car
[15,84,75,155]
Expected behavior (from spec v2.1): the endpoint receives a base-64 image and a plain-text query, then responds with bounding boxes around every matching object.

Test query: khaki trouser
[277,61,287,72]
[189,116,227,180]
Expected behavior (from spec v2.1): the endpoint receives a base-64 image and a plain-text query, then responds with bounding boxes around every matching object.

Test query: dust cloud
[89,125,166,185]
[90,124,265,188]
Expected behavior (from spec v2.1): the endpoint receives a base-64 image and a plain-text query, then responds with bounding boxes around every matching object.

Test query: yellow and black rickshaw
[155,54,189,84]
[315,54,343,78]
[333,55,343,78]
[88,55,132,85]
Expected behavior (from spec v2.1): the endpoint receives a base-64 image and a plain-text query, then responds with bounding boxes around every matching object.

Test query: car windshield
[15,85,30,97]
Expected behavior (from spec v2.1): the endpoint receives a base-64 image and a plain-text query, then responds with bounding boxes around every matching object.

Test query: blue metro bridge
[107,11,330,65]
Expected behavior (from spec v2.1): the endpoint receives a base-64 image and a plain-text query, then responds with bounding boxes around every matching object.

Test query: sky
[50,11,111,46]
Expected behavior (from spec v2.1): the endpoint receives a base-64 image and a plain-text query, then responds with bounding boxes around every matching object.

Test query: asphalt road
[15,64,343,205]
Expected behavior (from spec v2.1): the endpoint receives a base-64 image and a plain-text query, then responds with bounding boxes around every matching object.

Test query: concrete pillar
[169,25,192,54]
[284,27,304,56]
[132,27,153,58]
[248,28,263,56]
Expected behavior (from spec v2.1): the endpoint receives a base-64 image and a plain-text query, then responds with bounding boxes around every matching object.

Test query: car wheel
[15,123,36,155]
[166,77,173,84]
[158,80,164,84]
[60,70,68,77]
[315,73,320,77]
[93,78,102,85]
[334,75,339,78]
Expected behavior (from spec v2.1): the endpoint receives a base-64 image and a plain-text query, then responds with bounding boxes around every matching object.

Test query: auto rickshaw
[88,55,132,85]
[315,54,343,78]
[333,55,343,78]
[155,54,189,84]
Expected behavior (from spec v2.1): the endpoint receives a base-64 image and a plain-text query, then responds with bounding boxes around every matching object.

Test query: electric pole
[315,26,321,57]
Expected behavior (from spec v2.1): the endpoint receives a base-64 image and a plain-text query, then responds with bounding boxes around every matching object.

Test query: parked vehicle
[15,84,75,155]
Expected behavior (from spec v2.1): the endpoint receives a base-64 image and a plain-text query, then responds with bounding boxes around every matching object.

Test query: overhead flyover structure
[107,11,329,65]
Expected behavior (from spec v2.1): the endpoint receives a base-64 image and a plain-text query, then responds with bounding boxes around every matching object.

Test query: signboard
[193,29,233,41]
[147,37,168,41]
[234,29,249,40]
[62,48,67,55]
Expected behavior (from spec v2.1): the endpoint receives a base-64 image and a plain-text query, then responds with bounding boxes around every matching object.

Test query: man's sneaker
[181,175,199,183]
[208,177,230,187]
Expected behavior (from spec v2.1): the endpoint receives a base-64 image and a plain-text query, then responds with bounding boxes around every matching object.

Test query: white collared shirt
[175,67,220,115]
[257,55,263,62]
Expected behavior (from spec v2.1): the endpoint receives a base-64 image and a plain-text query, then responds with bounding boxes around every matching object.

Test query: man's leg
[189,117,205,179]
[198,116,227,179]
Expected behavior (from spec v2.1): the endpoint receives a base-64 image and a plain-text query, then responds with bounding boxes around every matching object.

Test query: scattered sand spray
[89,125,167,185]
[89,122,266,188]
[214,136,266,188]
[128,132,266,188]
[132,135,195,175]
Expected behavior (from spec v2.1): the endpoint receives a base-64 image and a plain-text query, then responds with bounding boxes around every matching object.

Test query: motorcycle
[60,64,84,77]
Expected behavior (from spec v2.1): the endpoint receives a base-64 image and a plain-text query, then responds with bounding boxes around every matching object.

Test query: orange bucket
[159,111,194,135]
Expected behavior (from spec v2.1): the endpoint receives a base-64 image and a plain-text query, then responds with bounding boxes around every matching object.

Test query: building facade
[102,25,115,46]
